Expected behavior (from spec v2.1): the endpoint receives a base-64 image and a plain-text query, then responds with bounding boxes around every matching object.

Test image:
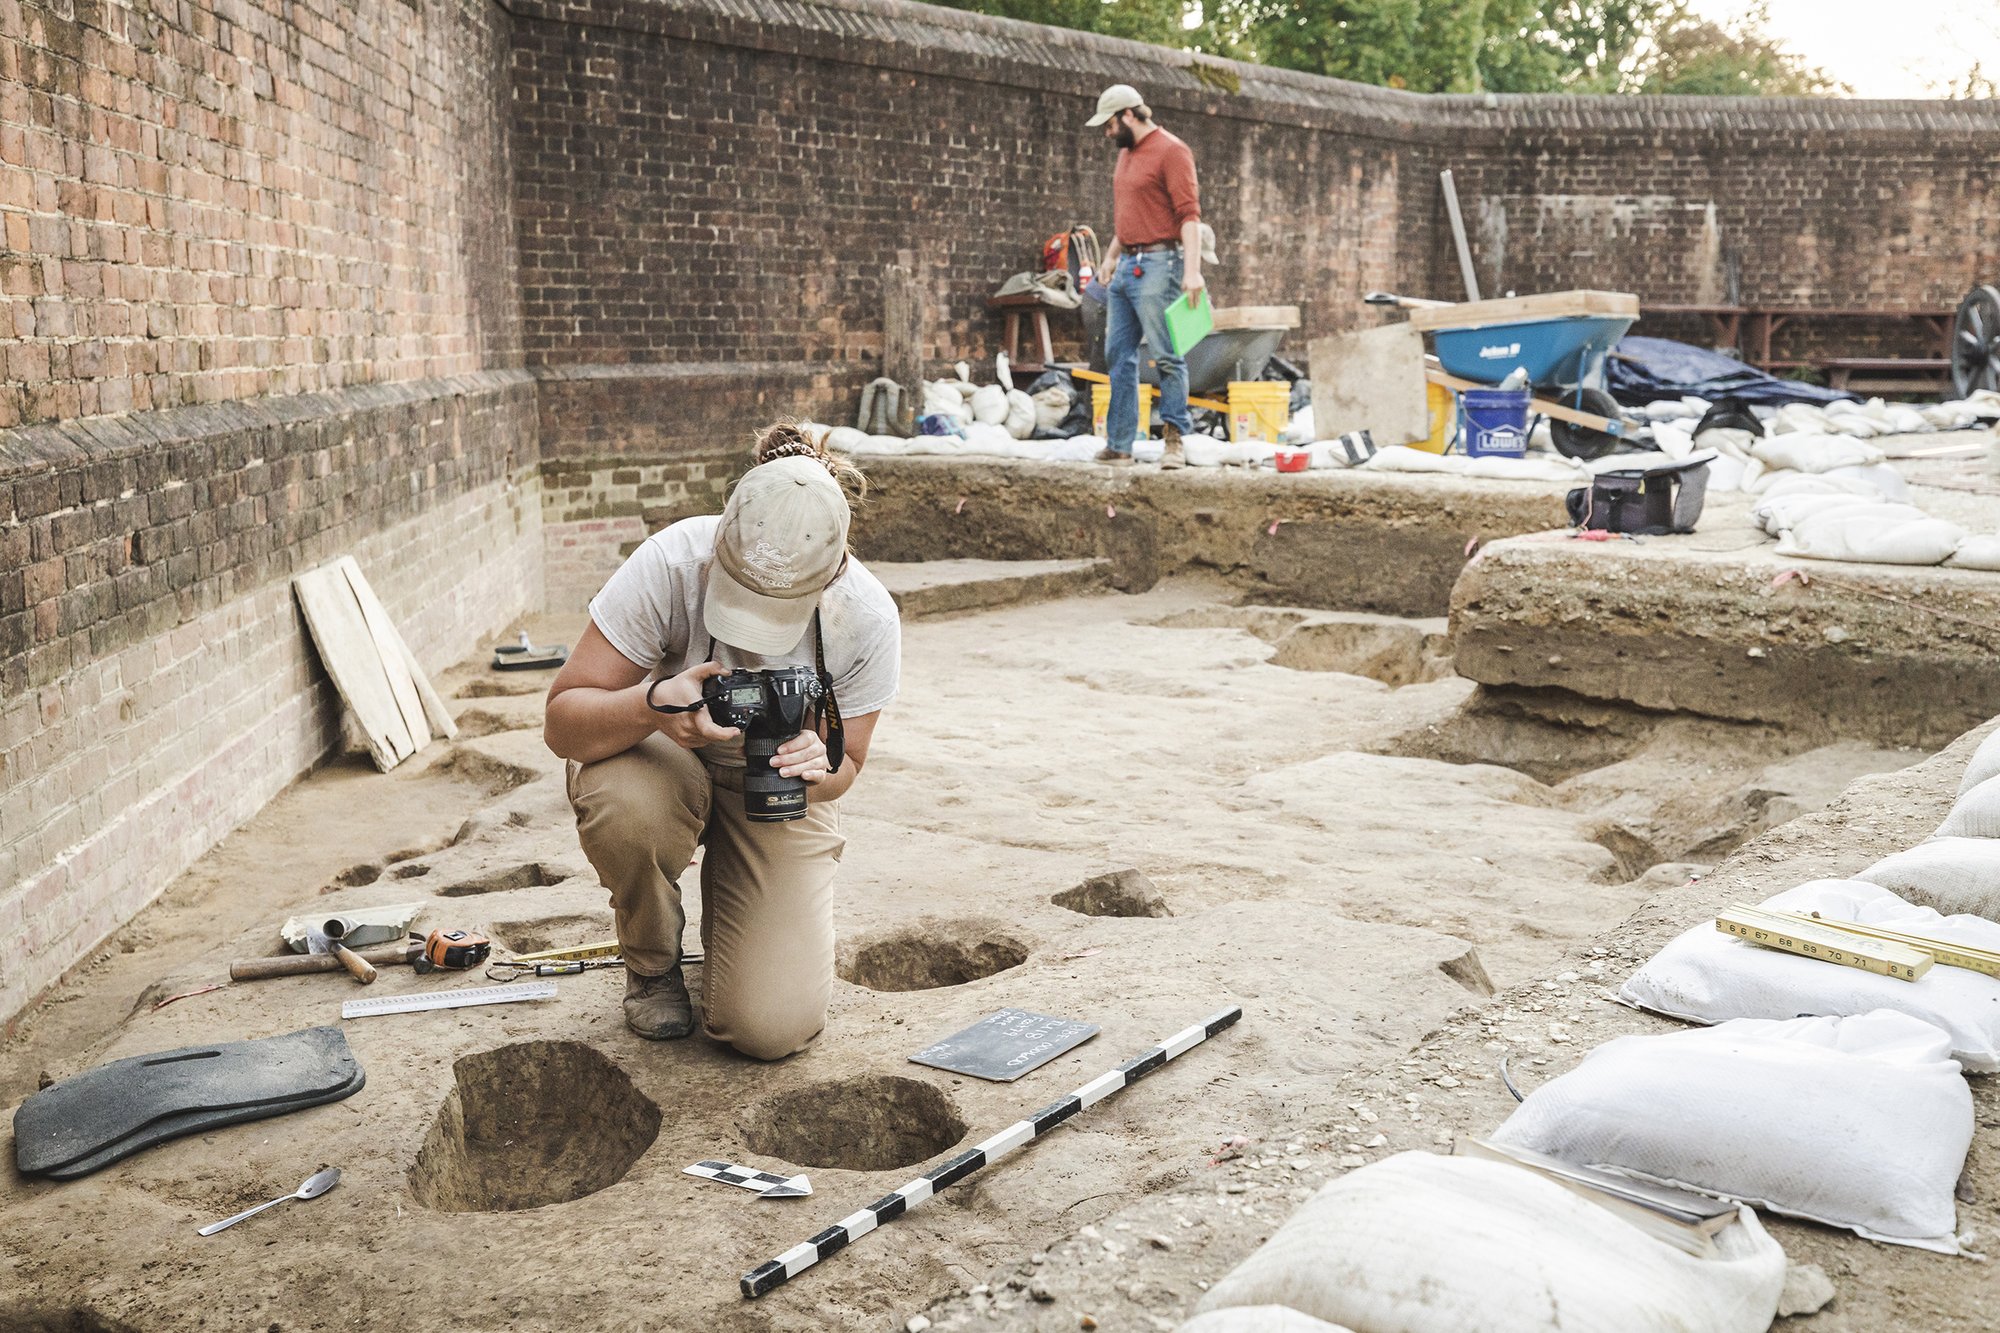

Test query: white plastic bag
[1621,878,2000,1070]
[1193,1152,1783,1333]
[1492,1011,1972,1252]
[1858,837,2000,919]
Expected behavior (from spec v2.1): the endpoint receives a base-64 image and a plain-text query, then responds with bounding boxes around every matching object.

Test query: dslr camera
[701,666,826,823]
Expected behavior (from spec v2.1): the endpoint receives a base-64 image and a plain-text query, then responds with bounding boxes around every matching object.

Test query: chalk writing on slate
[909,1008,1101,1082]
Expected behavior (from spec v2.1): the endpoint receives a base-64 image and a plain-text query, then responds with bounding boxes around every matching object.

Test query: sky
[1685,0,2000,97]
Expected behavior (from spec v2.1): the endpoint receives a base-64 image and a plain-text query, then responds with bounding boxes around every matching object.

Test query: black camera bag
[1565,453,1713,536]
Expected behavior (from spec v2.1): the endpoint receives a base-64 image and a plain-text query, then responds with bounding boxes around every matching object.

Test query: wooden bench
[1824,358,1952,395]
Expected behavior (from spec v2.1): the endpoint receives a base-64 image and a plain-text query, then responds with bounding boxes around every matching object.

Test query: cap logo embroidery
[740,538,799,589]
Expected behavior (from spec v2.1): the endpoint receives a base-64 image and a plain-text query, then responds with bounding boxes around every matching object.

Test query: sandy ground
[0,572,1971,1333]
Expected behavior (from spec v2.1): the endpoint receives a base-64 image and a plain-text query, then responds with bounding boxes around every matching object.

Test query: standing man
[1086,84,1203,470]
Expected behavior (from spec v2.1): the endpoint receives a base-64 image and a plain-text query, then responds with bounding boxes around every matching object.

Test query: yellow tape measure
[1717,906,1930,982]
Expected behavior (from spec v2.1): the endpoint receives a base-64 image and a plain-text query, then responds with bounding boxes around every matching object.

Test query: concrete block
[1308,323,1430,446]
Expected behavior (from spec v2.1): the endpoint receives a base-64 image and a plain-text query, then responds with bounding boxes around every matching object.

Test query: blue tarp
[1608,336,1858,407]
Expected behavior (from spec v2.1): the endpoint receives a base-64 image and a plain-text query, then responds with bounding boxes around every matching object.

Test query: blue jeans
[1104,249,1192,454]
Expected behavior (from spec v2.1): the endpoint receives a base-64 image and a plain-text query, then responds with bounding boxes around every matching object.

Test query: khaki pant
[566,735,844,1060]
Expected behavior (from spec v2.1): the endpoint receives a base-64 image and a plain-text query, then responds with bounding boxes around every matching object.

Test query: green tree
[1631,2,1846,96]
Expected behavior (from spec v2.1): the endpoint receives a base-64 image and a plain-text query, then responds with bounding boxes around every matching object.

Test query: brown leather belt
[1127,241,1182,253]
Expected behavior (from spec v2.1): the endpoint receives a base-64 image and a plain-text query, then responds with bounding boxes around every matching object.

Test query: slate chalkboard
[909,1009,1101,1082]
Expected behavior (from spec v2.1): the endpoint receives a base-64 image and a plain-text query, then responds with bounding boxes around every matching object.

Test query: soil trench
[0,582,1936,1331]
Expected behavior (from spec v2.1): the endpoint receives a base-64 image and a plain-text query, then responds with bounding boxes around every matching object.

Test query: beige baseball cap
[704,456,851,655]
[1086,84,1144,127]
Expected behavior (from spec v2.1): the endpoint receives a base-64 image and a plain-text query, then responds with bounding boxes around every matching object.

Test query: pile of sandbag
[1186,1152,1785,1333]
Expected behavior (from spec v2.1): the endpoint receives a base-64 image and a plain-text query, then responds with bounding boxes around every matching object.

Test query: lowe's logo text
[1478,342,1522,359]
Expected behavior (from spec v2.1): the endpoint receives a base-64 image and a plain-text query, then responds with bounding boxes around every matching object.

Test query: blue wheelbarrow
[1365,290,1641,458]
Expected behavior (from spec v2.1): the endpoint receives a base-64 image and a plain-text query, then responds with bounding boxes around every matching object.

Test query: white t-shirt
[589,516,901,766]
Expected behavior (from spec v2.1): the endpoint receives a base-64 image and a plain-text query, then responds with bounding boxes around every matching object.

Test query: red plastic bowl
[1273,449,1310,473]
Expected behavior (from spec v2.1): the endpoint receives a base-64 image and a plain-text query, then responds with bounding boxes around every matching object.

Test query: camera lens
[742,735,809,823]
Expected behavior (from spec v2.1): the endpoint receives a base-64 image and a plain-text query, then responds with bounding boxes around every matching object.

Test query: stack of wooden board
[293,556,457,772]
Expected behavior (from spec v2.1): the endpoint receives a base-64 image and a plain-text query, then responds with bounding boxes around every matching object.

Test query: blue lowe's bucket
[1460,388,1532,458]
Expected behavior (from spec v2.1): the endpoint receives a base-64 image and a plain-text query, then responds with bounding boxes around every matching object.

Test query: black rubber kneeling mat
[14,1026,364,1179]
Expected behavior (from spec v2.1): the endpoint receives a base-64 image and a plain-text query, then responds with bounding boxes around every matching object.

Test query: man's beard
[1112,124,1136,150]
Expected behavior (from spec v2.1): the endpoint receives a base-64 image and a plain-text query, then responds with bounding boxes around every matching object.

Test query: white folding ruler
[341,979,558,1019]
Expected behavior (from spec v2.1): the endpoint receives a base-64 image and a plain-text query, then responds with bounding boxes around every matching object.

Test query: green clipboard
[1163,289,1213,356]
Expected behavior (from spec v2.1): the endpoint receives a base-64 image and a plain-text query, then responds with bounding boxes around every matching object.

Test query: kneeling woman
[543,426,899,1059]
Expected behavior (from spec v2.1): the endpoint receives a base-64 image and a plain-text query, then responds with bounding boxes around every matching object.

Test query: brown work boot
[1160,424,1186,470]
[623,965,695,1040]
[1092,446,1135,465]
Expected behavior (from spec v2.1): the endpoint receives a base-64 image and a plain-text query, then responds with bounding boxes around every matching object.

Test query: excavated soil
[0,578,1973,1332]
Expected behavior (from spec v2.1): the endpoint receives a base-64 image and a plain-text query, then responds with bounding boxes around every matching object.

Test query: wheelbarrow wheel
[1548,387,1625,461]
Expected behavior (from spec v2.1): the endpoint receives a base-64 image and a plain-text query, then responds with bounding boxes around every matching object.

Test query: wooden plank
[339,557,430,753]
[1211,305,1300,331]
[1407,290,1640,333]
[1424,366,1629,435]
[398,636,458,740]
[294,564,413,772]
[1312,325,1429,446]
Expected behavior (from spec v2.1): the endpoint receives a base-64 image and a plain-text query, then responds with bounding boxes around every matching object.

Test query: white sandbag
[1858,836,2000,919]
[1178,1309,1354,1333]
[823,425,868,453]
[923,380,971,422]
[1031,384,1071,433]
[1193,1152,1783,1333]
[1758,471,1886,501]
[1772,403,1829,435]
[1651,422,1695,459]
[1002,388,1036,439]
[1752,495,1923,538]
[1492,1011,1973,1252]
[1823,462,1909,500]
[1751,434,1885,474]
[1938,776,2000,840]
[1703,451,1747,492]
[969,384,1008,425]
[1775,508,1964,565]
[1621,878,2000,1070]
[1279,403,1316,445]
[1961,726,2000,795]
[1694,426,1759,461]
[1882,403,1930,435]
[1948,535,2000,571]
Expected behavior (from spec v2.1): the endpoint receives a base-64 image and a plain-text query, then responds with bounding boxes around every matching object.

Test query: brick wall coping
[531,361,827,383]
[501,0,2000,141]
[0,371,537,490]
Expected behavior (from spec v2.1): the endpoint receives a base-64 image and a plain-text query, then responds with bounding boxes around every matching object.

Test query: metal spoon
[198,1167,341,1236]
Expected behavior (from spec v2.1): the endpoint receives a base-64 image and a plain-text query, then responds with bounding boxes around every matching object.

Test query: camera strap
[813,608,845,775]
[645,678,706,715]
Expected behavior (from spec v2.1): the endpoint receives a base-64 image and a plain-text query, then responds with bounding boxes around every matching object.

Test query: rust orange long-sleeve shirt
[1112,128,1201,248]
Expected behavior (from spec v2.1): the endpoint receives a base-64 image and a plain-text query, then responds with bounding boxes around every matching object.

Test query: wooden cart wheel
[1548,387,1625,460]
[1951,285,2000,399]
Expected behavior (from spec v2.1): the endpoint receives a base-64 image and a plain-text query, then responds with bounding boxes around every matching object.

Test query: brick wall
[0,374,540,1026]
[0,0,531,1028]
[504,1,2000,468]
[541,453,732,609]
[0,0,521,427]
[504,0,1432,464]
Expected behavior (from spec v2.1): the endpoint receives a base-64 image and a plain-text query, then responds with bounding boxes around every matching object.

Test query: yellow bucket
[1414,381,1454,454]
[1227,381,1290,443]
[1091,383,1156,438]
